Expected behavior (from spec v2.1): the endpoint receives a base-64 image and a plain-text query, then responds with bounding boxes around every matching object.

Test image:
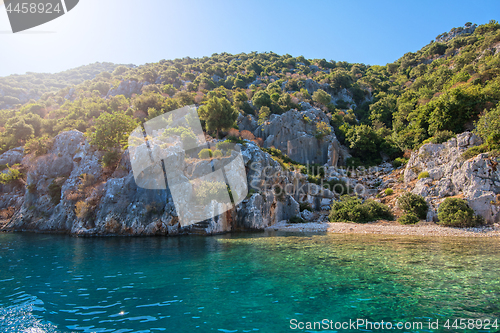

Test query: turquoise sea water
[0,232,499,333]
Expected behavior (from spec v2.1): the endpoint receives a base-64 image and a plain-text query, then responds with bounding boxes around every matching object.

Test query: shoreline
[3,219,500,238]
[267,220,500,237]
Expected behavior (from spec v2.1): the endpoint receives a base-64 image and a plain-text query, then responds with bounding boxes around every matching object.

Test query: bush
[397,192,428,219]
[289,216,305,223]
[385,188,394,195]
[398,212,420,225]
[392,157,409,168]
[329,195,393,223]
[216,141,233,152]
[213,149,223,158]
[24,135,53,157]
[462,143,489,160]
[89,112,137,150]
[0,164,22,185]
[48,179,63,205]
[299,202,312,212]
[437,197,484,227]
[75,200,91,219]
[192,180,228,205]
[163,126,197,147]
[102,150,121,168]
[198,148,213,159]
[430,130,455,144]
[418,171,430,179]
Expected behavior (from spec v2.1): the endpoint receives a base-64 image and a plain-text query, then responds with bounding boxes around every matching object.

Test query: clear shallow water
[0,232,499,333]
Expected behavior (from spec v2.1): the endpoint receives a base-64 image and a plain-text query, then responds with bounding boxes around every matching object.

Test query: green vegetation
[418,171,430,180]
[0,20,499,172]
[384,188,394,195]
[24,135,53,157]
[329,195,393,223]
[48,179,63,205]
[397,192,429,219]
[437,197,484,227]
[0,164,22,185]
[392,157,409,168]
[213,149,223,158]
[198,97,238,138]
[289,216,305,223]
[198,148,213,159]
[88,112,137,151]
[398,212,420,225]
[192,180,228,205]
[299,202,312,212]
[163,126,197,147]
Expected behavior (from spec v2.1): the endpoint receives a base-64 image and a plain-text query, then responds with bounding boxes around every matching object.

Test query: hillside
[0,21,499,165]
[0,21,499,234]
[0,62,131,109]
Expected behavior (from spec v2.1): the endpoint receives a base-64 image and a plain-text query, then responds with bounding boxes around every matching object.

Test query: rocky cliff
[238,108,350,166]
[403,132,500,224]
[0,130,300,236]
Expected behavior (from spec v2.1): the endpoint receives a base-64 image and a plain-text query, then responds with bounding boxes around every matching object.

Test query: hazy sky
[0,0,499,77]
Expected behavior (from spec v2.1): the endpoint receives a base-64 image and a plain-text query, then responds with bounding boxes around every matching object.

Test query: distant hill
[0,62,133,108]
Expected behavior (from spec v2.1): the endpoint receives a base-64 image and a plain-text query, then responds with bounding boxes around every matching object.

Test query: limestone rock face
[0,147,24,166]
[2,131,301,235]
[239,108,343,166]
[404,132,500,223]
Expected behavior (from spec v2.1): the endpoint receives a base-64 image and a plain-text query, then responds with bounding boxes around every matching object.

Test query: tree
[173,91,195,106]
[252,90,272,110]
[345,124,381,162]
[89,112,137,151]
[5,118,34,144]
[475,102,500,149]
[198,97,238,138]
[312,89,331,106]
[258,106,271,125]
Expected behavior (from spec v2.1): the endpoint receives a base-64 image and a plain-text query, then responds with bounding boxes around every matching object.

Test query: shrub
[462,143,489,160]
[102,150,121,168]
[213,149,223,158]
[289,216,305,223]
[216,141,233,152]
[163,126,197,147]
[198,148,213,159]
[24,135,53,157]
[329,195,393,223]
[314,121,332,140]
[299,202,312,212]
[225,135,246,144]
[48,179,63,205]
[192,180,229,205]
[430,130,455,144]
[475,101,500,149]
[385,188,394,196]
[437,197,484,227]
[418,171,430,179]
[392,157,409,168]
[0,164,22,185]
[397,192,428,219]
[75,200,90,219]
[89,112,137,150]
[398,212,420,225]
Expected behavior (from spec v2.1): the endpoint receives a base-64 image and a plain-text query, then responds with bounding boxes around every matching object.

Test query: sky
[0,0,499,77]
